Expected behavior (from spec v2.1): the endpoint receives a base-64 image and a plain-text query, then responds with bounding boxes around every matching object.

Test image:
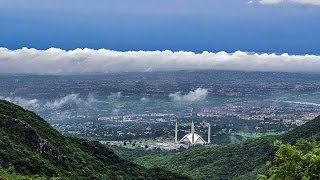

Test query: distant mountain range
[0,100,188,179]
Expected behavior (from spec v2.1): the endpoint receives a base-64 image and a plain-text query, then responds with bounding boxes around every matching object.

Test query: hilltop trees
[260,139,320,180]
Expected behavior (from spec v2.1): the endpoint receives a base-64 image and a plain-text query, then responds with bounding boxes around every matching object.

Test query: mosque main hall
[175,120,211,145]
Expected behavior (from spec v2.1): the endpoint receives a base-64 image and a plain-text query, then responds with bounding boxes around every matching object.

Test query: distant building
[175,120,210,145]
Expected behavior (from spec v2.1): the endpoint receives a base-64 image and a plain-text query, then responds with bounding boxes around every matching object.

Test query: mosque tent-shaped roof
[176,120,207,145]
[179,132,206,145]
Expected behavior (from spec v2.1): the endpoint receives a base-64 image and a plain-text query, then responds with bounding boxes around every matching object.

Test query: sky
[0,0,319,54]
[0,0,320,74]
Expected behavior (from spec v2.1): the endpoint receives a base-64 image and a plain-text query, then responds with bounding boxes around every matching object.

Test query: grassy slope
[134,116,320,179]
[0,100,188,179]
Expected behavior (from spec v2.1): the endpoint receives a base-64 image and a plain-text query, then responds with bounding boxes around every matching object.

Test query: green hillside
[0,100,188,179]
[134,116,320,179]
[280,116,320,144]
[1,98,319,180]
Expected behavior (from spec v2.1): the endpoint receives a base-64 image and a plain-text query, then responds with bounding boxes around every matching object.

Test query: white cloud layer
[169,88,208,102]
[0,47,320,74]
[1,94,98,110]
[45,94,82,109]
[0,96,41,109]
[252,0,320,5]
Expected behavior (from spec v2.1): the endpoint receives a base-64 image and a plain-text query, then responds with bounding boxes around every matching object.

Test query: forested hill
[0,100,188,179]
[134,116,320,179]
[280,116,320,144]
[1,98,319,180]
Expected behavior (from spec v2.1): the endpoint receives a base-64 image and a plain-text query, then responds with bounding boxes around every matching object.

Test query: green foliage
[0,167,49,180]
[110,145,170,161]
[2,98,320,180]
[133,116,320,180]
[0,100,188,179]
[263,139,320,180]
[280,116,320,144]
[135,136,276,179]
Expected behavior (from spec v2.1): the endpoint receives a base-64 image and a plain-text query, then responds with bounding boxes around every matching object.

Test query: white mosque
[175,120,211,145]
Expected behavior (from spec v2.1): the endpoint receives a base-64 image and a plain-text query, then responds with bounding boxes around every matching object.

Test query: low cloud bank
[1,93,98,110]
[0,96,41,109]
[169,88,208,102]
[0,47,320,74]
[45,94,82,109]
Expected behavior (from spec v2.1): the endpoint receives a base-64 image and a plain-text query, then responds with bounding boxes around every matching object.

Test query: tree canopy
[260,139,320,180]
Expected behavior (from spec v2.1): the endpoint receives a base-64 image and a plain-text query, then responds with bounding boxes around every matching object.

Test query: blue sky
[0,0,319,54]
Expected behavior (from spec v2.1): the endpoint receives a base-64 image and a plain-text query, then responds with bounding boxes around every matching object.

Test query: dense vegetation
[0,168,47,180]
[132,116,320,179]
[260,139,320,179]
[1,98,320,179]
[0,100,188,179]
[134,137,276,179]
